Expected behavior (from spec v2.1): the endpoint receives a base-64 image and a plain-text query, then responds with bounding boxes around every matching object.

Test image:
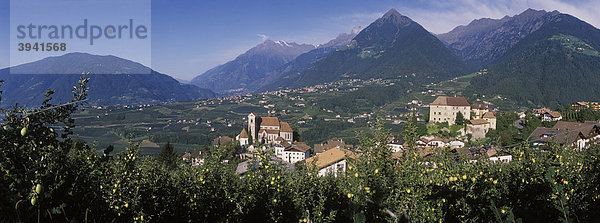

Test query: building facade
[429,96,471,125]
[281,142,312,163]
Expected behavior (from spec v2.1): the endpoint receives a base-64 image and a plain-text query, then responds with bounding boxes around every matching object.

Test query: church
[236,113,294,146]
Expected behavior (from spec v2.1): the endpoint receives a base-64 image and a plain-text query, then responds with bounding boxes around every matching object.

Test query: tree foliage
[455,111,466,126]
[157,142,178,169]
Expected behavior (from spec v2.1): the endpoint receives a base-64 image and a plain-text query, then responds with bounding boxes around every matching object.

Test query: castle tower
[248,113,258,141]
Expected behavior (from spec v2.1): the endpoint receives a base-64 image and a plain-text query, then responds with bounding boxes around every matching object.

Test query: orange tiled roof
[431,96,470,106]
[548,111,562,118]
[280,122,293,132]
[286,142,311,153]
[239,128,249,138]
[265,129,279,135]
[471,104,488,110]
[261,117,280,127]
[305,148,357,169]
[483,112,496,119]
[469,119,489,125]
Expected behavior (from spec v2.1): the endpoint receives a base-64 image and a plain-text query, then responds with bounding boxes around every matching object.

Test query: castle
[236,113,293,146]
[429,96,471,125]
[429,96,497,139]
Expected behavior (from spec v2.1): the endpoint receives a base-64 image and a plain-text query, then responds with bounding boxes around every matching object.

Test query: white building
[281,142,312,163]
[236,128,250,145]
[305,148,357,177]
[429,96,471,125]
[489,155,513,163]
[466,112,496,140]
[274,142,289,158]
[387,138,405,153]
[471,104,489,119]
[448,140,465,148]
[427,137,446,147]
[533,108,563,122]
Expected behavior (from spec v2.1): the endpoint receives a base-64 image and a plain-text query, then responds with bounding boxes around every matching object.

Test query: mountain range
[438,8,562,70]
[463,9,600,107]
[233,8,600,108]
[0,53,215,108]
[262,9,466,90]
[193,9,468,94]
[255,27,362,92]
[190,40,315,94]
[2,8,599,108]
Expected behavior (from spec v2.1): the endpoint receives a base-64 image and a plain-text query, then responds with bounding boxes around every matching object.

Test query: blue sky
[1,0,600,80]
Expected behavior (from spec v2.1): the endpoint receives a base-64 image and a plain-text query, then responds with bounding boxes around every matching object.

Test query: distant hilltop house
[236,112,294,146]
[429,96,496,139]
[528,121,600,149]
[571,102,600,111]
[533,108,563,122]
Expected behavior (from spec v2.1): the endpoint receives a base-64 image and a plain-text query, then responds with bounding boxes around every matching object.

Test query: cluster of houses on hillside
[533,108,563,122]
[182,96,600,177]
[571,101,600,111]
[528,121,600,149]
[210,105,509,176]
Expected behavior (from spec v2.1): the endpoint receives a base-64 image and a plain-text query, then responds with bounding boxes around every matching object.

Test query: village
[182,95,600,177]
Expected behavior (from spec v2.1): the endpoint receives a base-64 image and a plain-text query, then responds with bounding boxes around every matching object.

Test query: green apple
[35,184,43,194]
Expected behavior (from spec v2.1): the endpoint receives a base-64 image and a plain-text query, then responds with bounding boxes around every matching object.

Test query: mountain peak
[274,40,291,47]
[379,8,414,26]
[192,39,315,93]
[515,8,548,20]
[351,26,363,34]
[1,53,215,107]
[523,8,546,14]
[318,27,361,48]
[260,39,310,48]
[383,8,403,18]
